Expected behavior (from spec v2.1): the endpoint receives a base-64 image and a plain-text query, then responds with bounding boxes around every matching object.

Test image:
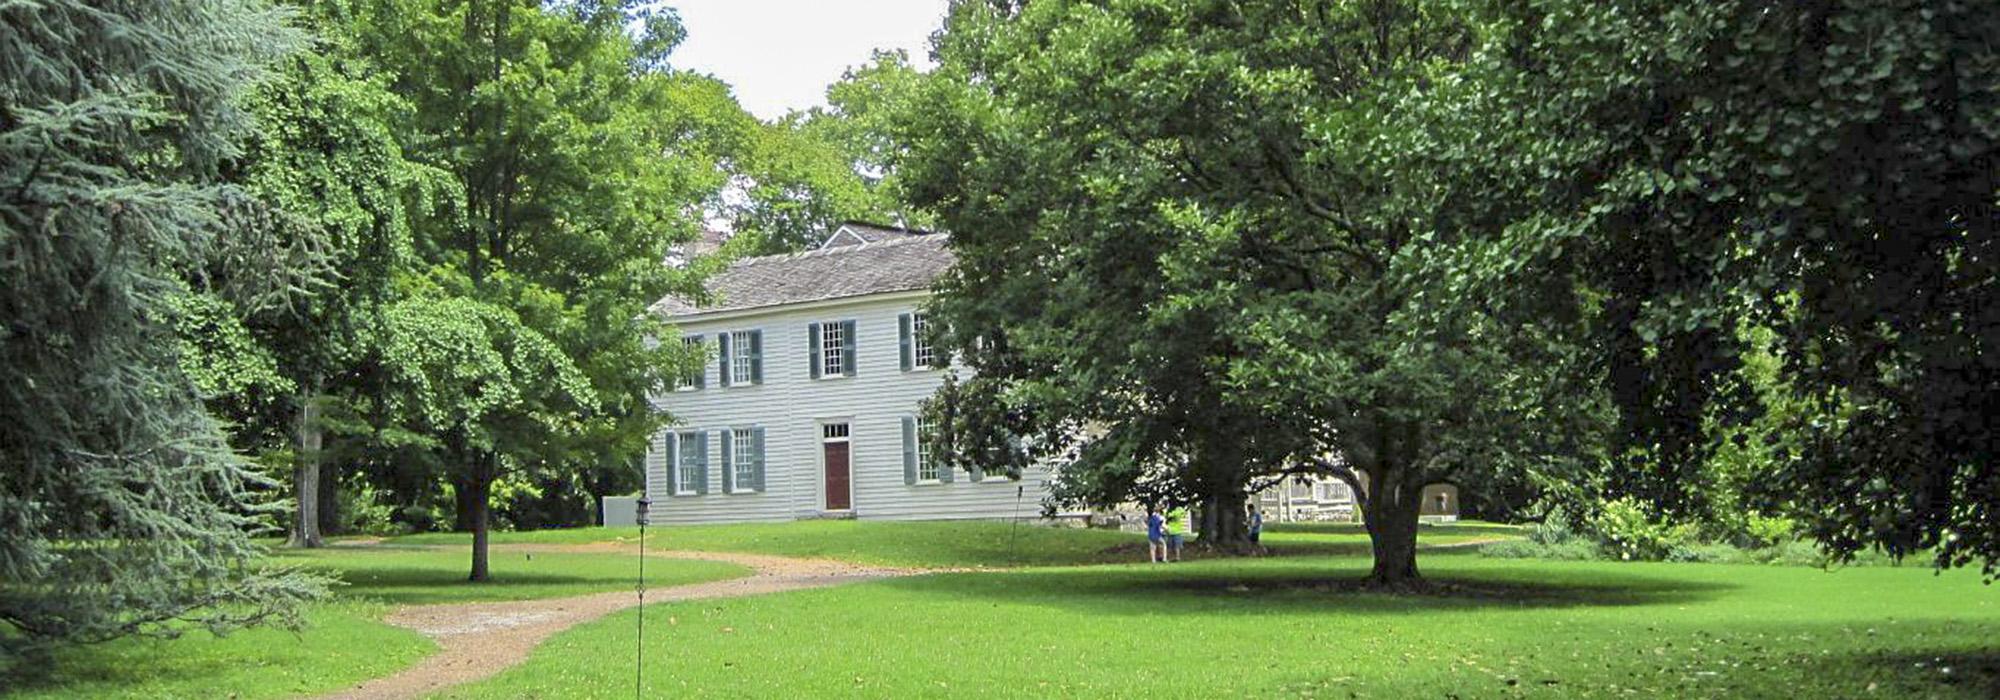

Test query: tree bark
[1195,489,1254,553]
[1362,466,1423,587]
[467,452,494,582]
[286,387,323,548]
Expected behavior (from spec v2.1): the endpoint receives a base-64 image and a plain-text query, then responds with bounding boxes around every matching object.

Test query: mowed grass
[11,601,431,700]
[271,545,750,604]
[445,552,2000,699]
[384,519,1518,568]
[10,544,749,699]
[1260,521,1521,556]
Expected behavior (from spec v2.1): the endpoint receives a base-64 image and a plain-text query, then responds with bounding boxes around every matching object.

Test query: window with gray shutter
[694,431,711,495]
[838,320,856,376]
[807,322,822,379]
[901,417,918,485]
[899,313,914,371]
[677,336,705,390]
[751,427,767,492]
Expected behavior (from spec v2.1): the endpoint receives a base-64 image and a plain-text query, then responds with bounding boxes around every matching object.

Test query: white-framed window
[676,336,703,390]
[731,427,756,490]
[911,312,936,368]
[820,321,845,377]
[729,330,755,385]
[675,432,702,495]
[915,417,940,482]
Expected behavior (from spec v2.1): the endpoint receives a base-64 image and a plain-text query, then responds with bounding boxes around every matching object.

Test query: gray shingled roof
[822,221,934,248]
[653,234,954,317]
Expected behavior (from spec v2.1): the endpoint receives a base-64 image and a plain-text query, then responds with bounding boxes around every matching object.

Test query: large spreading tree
[1,0,327,662]
[904,0,1602,584]
[1421,0,2000,575]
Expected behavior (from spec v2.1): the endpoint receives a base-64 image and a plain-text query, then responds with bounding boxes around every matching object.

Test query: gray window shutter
[720,429,735,493]
[840,320,857,376]
[901,416,918,485]
[749,330,763,384]
[692,336,706,389]
[694,432,710,495]
[807,322,822,379]
[898,313,913,371]
[751,427,767,492]
[717,332,733,387]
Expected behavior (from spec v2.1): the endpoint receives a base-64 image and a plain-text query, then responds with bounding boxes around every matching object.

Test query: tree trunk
[1362,466,1423,587]
[467,452,493,582]
[317,461,341,535]
[1195,489,1254,553]
[286,387,323,548]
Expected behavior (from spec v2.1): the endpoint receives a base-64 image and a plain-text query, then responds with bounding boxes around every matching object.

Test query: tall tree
[345,0,711,579]
[1428,0,2000,575]
[905,0,1596,584]
[201,8,434,547]
[0,0,327,663]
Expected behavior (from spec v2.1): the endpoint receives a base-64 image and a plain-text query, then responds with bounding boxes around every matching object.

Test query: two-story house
[641,224,1054,523]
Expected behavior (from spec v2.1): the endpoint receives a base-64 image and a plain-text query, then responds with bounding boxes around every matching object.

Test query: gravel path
[311,546,916,700]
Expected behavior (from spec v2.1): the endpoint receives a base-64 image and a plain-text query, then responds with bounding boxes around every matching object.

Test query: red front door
[823,440,851,510]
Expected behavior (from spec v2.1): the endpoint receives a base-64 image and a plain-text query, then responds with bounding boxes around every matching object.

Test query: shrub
[1480,538,1604,561]
[1589,498,1698,561]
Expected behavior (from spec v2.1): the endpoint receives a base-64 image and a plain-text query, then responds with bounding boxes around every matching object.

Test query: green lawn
[272,545,750,605]
[12,601,431,700]
[384,520,1518,568]
[11,544,750,699]
[445,551,2000,698]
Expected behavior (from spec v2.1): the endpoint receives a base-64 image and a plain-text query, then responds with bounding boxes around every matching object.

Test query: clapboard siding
[646,291,1055,524]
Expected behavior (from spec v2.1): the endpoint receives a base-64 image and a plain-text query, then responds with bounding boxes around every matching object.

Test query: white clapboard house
[642,223,1053,523]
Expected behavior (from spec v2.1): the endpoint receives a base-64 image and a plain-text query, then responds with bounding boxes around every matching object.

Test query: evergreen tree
[0,0,328,663]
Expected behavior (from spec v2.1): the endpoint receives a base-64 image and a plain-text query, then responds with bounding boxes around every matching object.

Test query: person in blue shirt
[1145,505,1167,563]
[1248,504,1264,546]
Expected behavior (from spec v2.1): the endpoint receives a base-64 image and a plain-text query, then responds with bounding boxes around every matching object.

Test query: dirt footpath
[312,547,915,700]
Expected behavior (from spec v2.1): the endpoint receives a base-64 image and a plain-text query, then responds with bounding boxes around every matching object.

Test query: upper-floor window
[676,336,704,390]
[718,329,762,386]
[912,313,936,368]
[901,311,941,371]
[810,320,856,378]
[821,322,845,376]
[729,330,755,385]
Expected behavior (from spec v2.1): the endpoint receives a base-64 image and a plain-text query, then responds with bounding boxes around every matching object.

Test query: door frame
[816,417,854,512]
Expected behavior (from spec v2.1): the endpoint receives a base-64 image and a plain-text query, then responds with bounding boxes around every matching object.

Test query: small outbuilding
[1419,483,1460,522]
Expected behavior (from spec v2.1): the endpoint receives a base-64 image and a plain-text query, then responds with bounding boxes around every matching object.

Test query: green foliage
[729,50,934,254]
[1421,0,2000,575]
[0,0,329,664]
[1589,498,1699,562]
[898,0,1604,576]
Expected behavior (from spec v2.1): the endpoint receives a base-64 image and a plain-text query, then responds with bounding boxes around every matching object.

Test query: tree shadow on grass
[1792,649,2000,698]
[885,563,1735,616]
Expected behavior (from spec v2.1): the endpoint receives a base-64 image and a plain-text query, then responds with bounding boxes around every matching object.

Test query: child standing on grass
[1163,506,1186,562]
[1248,504,1264,546]
[1145,505,1167,563]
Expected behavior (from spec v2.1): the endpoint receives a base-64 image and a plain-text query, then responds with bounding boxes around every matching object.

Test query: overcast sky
[666,0,950,121]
